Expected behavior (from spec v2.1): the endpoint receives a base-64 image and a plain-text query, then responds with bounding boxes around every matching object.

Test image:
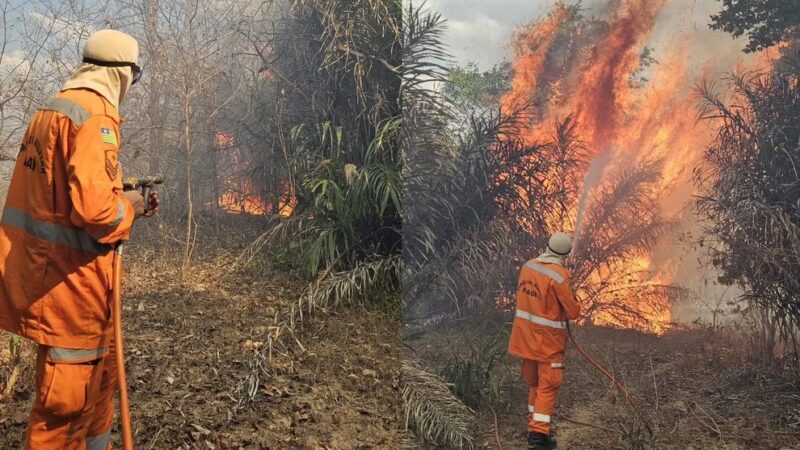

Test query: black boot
[528,431,557,450]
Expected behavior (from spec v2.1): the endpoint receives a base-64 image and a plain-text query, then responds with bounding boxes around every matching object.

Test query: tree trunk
[182,90,193,277]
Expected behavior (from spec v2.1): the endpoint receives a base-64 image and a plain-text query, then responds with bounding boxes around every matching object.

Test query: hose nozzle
[123,176,164,214]
[123,176,164,190]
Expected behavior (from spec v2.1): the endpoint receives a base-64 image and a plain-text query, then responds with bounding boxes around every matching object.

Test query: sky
[426,0,618,69]
[425,0,732,70]
[426,0,550,69]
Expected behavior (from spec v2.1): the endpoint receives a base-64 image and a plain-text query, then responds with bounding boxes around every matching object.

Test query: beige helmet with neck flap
[62,29,140,109]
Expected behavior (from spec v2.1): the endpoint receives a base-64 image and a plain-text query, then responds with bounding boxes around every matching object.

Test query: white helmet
[548,232,572,256]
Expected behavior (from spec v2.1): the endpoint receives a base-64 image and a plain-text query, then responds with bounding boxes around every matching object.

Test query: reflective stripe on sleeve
[532,412,551,423]
[524,261,565,283]
[49,347,108,363]
[528,405,534,413]
[551,362,564,368]
[86,430,111,450]
[515,309,566,329]
[0,207,113,254]
[41,98,90,126]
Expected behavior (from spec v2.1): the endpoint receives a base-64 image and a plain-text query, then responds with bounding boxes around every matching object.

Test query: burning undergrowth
[489,0,779,332]
[214,132,296,217]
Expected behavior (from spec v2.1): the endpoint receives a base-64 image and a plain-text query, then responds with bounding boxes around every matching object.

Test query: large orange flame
[500,0,777,332]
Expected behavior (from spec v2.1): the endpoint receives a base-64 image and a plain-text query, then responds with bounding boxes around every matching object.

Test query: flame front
[215,131,296,217]
[499,0,777,332]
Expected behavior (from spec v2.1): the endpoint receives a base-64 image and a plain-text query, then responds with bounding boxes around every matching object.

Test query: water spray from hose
[572,151,611,259]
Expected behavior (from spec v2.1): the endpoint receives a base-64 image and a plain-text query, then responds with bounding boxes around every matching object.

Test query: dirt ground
[408,320,800,450]
[0,217,402,449]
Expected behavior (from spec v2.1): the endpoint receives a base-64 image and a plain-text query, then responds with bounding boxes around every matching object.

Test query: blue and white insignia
[100,128,118,145]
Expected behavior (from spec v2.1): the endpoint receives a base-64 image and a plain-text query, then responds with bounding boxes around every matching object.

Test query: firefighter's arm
[67,116,135,244]
[554,278,581,320]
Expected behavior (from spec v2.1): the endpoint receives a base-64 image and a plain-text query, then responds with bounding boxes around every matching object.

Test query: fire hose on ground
[553,282,655,437]
[114,176,163,450]
[491,317,654,450]
[492,286,656,448]
[565,320,655,438]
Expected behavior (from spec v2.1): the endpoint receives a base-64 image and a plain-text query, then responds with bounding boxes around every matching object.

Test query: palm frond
[402,361,476,449]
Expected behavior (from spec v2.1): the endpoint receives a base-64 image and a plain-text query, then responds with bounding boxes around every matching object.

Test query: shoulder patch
[100,128,118,146]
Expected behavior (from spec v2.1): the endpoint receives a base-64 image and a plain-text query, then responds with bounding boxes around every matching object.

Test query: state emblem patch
[101,128,118,146]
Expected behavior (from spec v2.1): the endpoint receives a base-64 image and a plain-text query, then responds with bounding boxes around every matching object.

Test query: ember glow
[500,0,777,332]
[219,181,269,215]
[218,181,295,216]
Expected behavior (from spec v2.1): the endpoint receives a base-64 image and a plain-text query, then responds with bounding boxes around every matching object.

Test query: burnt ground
[408,319,800,450]
[0,216,402,449]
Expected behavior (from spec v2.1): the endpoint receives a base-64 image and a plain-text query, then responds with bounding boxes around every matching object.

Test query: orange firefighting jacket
[508,259,580,363]
[0,88,134,350]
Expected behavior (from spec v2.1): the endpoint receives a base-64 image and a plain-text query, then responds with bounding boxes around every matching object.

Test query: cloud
[425,0,567,69]
[444,14,507,68]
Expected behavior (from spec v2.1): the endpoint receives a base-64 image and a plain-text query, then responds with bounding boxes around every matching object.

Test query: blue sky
[2,0,38,52]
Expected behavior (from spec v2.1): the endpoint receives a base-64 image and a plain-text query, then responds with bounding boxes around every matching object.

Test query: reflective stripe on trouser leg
[26,345,105,449]
[87,335,117,449]
[530,361,564,434]
[49,347,109,364]
[86,430,111,450]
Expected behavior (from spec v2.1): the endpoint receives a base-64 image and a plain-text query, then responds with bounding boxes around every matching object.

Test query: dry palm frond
[402,429,423,449]
[402,361,476,449]
[237,0,404,403]
[569,158,675,325]
[300,254,401,315]
[240,255,400,403]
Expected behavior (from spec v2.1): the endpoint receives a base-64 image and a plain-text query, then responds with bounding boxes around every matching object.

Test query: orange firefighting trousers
[25,340,117,450]
[521,358,564,434]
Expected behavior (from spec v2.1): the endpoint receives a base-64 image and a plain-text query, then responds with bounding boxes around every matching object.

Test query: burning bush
[405,0,683,332]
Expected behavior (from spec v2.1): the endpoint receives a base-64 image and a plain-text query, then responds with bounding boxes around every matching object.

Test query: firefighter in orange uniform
[508,232,580,450]
[0,30,158,449]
